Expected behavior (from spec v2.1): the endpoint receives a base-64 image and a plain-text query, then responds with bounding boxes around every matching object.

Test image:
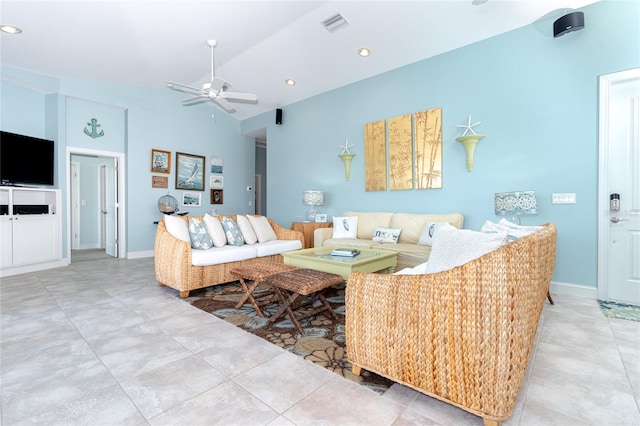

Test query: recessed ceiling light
[358,48,371,57]
[285,79,296,86]
[472,0,488,5]
[0,25,22,34]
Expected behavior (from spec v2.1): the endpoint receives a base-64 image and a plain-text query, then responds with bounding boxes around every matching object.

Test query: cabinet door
[12,215,60,266]
[0,217,12,267]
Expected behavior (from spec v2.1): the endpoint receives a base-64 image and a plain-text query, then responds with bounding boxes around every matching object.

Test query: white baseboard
[550,280,598,300]
[0,258,69,278]
[127,250,154,260]
[79,243,100,250]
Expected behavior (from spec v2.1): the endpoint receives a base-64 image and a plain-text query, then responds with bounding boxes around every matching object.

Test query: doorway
[597,67,640,305]
[66,147,126,262]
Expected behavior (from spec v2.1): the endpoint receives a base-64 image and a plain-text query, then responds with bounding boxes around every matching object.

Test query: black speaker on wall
[553,11,585,38]
[276,108,283,125]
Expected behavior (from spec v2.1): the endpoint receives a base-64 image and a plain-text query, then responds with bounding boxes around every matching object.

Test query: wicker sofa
[346,223,557,426]
[154,215,304,298]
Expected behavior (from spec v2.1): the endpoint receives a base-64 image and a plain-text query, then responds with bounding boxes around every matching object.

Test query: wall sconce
[494,190,537,225]
[338,139,355,180]
[302,190,324,222]
[455,115,484,172]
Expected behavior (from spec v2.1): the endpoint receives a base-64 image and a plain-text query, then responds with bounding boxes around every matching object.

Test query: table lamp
[494,190,537,225]
[302,190,324,222]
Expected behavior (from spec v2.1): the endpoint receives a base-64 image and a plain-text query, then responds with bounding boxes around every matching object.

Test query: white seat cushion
[191,244,257,266]
[254,239,302,257]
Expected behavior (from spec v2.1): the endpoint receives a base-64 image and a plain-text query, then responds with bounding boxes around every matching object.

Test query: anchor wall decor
[84,118,105,138]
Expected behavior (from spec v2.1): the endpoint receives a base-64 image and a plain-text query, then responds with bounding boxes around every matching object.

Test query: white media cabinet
[0,186,65,277]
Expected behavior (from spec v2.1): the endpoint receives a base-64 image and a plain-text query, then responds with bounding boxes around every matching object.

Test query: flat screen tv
[1,131,55,186]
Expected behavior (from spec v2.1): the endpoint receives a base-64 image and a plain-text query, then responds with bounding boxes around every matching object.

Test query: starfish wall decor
[456,115,481,136]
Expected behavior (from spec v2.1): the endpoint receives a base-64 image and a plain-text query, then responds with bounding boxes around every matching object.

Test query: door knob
[610,217,628,223]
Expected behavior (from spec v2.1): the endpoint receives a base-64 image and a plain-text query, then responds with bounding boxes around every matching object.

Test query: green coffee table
[281,246,398,281]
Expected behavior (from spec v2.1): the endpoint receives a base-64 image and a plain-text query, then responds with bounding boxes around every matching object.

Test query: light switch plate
[552,193,576,204]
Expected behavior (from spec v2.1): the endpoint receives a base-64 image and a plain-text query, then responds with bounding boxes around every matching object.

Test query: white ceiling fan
[166,40,258,113]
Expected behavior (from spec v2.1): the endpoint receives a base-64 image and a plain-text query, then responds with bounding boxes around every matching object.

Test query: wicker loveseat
[346,223,557,426]
[154,215,303,298]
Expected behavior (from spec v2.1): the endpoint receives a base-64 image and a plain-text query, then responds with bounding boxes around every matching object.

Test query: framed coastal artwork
[175,152,205,191]
[182,191,202,207]
[151,149,171,174]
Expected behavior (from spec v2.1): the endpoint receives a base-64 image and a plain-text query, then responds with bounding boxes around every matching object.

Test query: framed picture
[151,175,168,188]
[315,214,328,223]
[176,152,205,191]
[182,191,202,207]
[210,156,223,174]
[210,174,224,189]
[210,189,224,204]
[151,149,171,174]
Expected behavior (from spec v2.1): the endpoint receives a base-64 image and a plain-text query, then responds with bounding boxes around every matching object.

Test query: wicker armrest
[267,217,304,246]
[154,218,193,286]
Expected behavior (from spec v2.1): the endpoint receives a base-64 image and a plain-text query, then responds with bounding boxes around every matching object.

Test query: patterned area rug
[598,300,640,322]
[184,281,394,394]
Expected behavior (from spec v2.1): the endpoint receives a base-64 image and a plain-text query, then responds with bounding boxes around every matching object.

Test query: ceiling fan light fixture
[0,25,22,34]
[358,47,371,57]
[285,79,296,86]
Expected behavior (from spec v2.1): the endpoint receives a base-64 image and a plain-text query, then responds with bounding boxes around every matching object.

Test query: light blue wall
[242,0,640,288]
[1,1,637,286]
[1,71,255,255]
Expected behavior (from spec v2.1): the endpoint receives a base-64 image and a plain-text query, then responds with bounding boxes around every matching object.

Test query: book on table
[331,248,360,257]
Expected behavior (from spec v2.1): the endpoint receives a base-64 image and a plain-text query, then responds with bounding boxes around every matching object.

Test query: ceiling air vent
[322,13,349,33]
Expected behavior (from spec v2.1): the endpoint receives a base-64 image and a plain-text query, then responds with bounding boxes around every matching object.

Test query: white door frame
[597,67,640,301]
[66,147,126,260]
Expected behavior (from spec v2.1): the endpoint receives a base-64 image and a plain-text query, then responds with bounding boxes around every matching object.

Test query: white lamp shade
[303,190,324,206]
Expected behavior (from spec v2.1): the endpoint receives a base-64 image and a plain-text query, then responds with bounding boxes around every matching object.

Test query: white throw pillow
[247,215,277,243]
[203,214,227,247]
[481,219,543,240]
[332,216,358,239]
[417,221,448,246]
[164,215,190,243]
[236,215,258,245]
[424,224,508,273]
[372,227,401,243]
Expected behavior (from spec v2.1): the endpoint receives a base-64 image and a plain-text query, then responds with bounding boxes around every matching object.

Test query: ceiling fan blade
[181,95,207,104]
[210,77,226,92]
[220,91,258,102]
[166,81,201,94]
[212,96,236,113]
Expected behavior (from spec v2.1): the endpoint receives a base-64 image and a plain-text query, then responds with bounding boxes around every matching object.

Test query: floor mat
[598,300,640,322]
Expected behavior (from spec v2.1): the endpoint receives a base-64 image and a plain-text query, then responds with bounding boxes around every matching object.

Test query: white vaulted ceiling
[0,0,600,120]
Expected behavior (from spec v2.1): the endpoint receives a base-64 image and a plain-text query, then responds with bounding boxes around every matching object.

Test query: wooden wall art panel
[388,113,413,190]
[364,119,387,192]
[414,107,442,189]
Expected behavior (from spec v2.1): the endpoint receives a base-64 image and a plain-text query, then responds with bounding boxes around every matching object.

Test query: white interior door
[104,158,118,258]
[71,161,81,250]
[598,68,640,305]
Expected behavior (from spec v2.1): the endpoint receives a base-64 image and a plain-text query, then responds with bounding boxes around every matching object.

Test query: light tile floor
[1,257,639,425]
